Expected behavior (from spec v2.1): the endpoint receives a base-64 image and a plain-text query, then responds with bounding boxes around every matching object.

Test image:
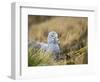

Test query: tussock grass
[28,48,56,66]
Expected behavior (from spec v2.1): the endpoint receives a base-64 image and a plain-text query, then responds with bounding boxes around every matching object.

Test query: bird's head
[48,31,60,44]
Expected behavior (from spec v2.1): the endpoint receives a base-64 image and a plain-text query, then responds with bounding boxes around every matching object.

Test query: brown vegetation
[28,15,88,66]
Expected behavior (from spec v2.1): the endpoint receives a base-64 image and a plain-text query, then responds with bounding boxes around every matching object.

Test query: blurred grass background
[28,15,88,66]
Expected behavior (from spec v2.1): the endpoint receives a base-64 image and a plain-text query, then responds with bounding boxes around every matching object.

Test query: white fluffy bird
[29,31,60,59]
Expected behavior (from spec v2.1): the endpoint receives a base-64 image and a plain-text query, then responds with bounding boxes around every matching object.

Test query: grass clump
[28,48,56,66]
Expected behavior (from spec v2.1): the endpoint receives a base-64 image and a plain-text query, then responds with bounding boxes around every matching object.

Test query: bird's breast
[48,44,60,52]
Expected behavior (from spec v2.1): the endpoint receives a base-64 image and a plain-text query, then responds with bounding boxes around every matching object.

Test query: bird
[28,31,60,60]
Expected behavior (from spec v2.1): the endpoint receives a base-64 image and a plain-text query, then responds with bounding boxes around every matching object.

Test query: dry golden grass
[28,16,88,66]
[29,16,87,47]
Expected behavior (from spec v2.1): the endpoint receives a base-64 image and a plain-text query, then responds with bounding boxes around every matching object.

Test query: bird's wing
[37,42,48,51]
